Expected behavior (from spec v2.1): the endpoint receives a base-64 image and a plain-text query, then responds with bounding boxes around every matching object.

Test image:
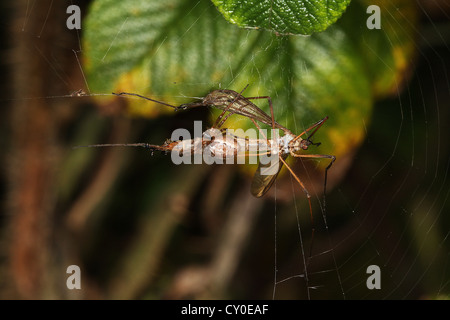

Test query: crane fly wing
[182,90,288,131]
[251,153,288,197]
[207,90,274,125]
[208,90,287,130]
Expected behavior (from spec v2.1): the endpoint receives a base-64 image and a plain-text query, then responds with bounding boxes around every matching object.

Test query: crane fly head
[289,117,326,155]
[289,137,321,155]
[289,117,328,154]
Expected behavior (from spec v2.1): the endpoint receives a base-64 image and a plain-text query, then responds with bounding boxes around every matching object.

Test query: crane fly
[76,87,336,211]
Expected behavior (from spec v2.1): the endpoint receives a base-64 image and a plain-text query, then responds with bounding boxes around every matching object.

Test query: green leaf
[83,0,184,93]
[83,0,417,160]
[341,0,419,98]
[211,0,352,35]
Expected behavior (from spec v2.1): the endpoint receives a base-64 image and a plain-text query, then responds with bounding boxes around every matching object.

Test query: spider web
[1,0,450,301]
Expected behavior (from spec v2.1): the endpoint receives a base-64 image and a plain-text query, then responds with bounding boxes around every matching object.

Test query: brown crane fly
[76,87,335,213]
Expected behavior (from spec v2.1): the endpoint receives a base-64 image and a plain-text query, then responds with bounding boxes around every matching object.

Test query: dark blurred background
[0,0,449,299]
